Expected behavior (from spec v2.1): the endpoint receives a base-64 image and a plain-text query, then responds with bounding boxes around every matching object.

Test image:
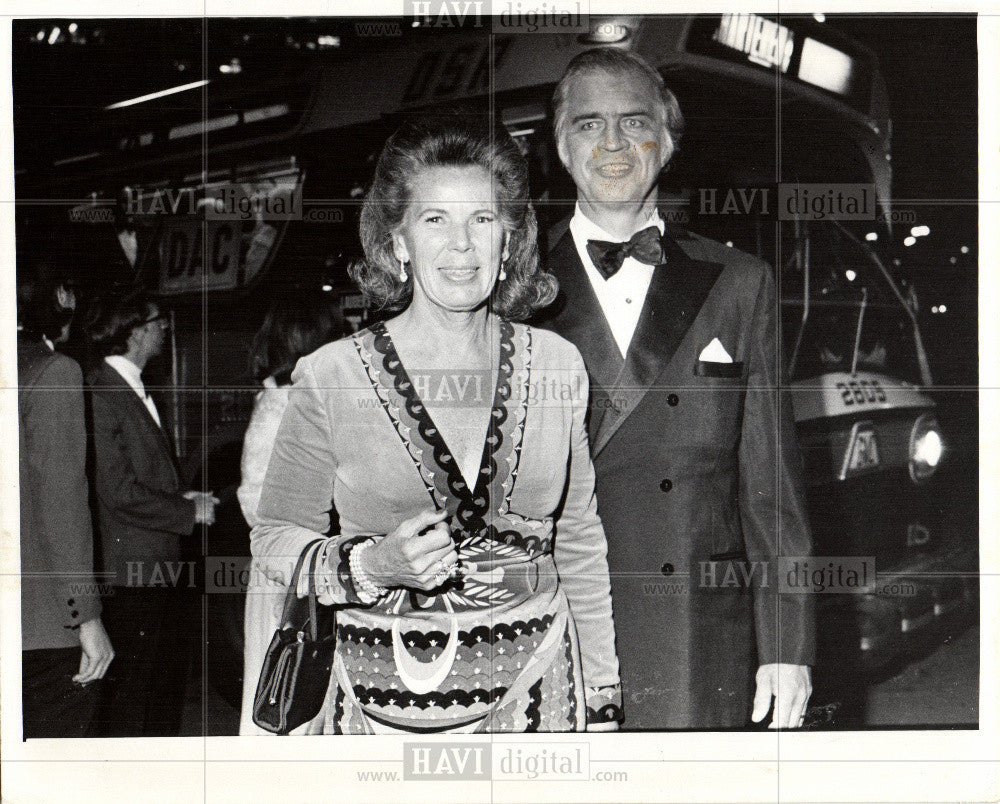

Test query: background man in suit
[85,289,216,736]
[539,48,814,729]
[17,270,114,738]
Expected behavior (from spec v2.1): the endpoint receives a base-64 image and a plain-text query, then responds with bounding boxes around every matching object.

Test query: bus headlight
[909,414,944,483]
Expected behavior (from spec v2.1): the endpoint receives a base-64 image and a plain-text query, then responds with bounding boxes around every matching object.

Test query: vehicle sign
[790,371,932,423]
[840,421,881,479]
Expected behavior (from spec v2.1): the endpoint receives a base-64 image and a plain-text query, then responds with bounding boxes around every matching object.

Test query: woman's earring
[398,260,408,282]
[498,267,507,282]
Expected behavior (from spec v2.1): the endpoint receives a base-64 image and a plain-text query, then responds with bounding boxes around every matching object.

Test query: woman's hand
[362,508,459,592]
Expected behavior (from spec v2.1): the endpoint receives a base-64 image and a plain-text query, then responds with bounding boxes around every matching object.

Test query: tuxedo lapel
[94,364,179,477]
[545,228,624,442]
[591,231,726,456]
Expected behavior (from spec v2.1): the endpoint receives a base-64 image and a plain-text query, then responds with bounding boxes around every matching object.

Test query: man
[17,271,115,738]
[81,188,148,286]
[539,48,814,729]
[85,289,216,736]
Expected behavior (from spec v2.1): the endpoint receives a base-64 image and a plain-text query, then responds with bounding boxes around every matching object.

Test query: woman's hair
[84,287,157,358]
[349,113,557,321]
[249,295,345,384]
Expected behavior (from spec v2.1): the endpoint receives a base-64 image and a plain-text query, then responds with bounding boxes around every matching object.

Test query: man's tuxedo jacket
[539,221,815,729]
[19,337,102,651]
[86,361,195,585]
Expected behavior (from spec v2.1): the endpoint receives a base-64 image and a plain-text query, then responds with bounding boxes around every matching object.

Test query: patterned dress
[252,319,621,733]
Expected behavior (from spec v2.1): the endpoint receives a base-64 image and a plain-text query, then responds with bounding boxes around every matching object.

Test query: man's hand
[73,618,115,685]
[751,663,812,729]
[185,490,220,526]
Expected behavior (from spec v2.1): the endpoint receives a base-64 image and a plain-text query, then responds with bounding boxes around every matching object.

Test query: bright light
[322,284,333,292]
[909,416,944,482]
[798,37,853,94]
[865,232,878,241]
[911,225,930,237]
[583,21,631,44]
[939,304,947,314]
[317,35,340,47]
[35,30,45,41]
[914,430,943,468]
[845,270,857,282]
[931,306,938,314]
[244,103,289,123]
[813,13,826,22]
[48,27,61,45]
[105,79,210,110]
[725,241,734,247]
[960,245,969,254]
[168,114,239,140]
[903,236,916,247]
[68,23,78,33]
[412,19,421,26]
[950,256,958,265]
[219,59,241,74]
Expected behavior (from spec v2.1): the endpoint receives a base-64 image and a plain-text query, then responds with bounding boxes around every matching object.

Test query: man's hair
[552,48,685,152]
[349,112,557,321]
[249,295,345,384]
[16,261,75,341]
[85,288,156,358]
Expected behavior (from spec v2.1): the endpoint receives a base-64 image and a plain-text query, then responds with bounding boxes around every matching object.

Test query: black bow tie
[586,226,665,280]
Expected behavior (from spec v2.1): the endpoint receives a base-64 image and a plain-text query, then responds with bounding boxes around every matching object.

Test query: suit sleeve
[738,264,816,666]
[552,345,623,724]
[26,358,102,628]
[252,357,373,607]
[89,390,196,535]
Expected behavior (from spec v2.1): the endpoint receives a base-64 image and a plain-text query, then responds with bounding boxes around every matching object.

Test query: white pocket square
[698,338,733,363]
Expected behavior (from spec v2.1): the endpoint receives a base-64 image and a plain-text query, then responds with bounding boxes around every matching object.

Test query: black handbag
[252,540,336,734]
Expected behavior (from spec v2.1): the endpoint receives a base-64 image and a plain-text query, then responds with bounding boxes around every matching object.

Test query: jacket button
[660,563,675,576]
[71,610,79,618]
[660,478,673,492]
[667,394,679,407]
[67,598,75,606]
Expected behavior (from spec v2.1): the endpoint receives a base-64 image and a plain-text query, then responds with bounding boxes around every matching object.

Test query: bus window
[779,221,921,384]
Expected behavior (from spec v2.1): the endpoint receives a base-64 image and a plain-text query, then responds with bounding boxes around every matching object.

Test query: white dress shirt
[569,203,665,357]
[105,355,161,427]
[117,228,138,267]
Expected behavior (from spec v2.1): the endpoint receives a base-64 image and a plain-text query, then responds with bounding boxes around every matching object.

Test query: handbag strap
[305,540,323,642]
[277,539,325,635]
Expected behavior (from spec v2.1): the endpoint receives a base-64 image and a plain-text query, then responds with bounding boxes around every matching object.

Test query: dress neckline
[367,318,516,537]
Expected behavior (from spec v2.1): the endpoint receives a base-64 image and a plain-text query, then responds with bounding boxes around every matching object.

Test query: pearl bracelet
[349,539,387,604]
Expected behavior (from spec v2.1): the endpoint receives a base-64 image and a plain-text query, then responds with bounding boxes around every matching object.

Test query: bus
[16,13,976,723]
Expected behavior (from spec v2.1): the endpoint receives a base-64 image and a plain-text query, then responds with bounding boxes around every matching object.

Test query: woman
[237,296,344,735]
[251,115,622,733]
